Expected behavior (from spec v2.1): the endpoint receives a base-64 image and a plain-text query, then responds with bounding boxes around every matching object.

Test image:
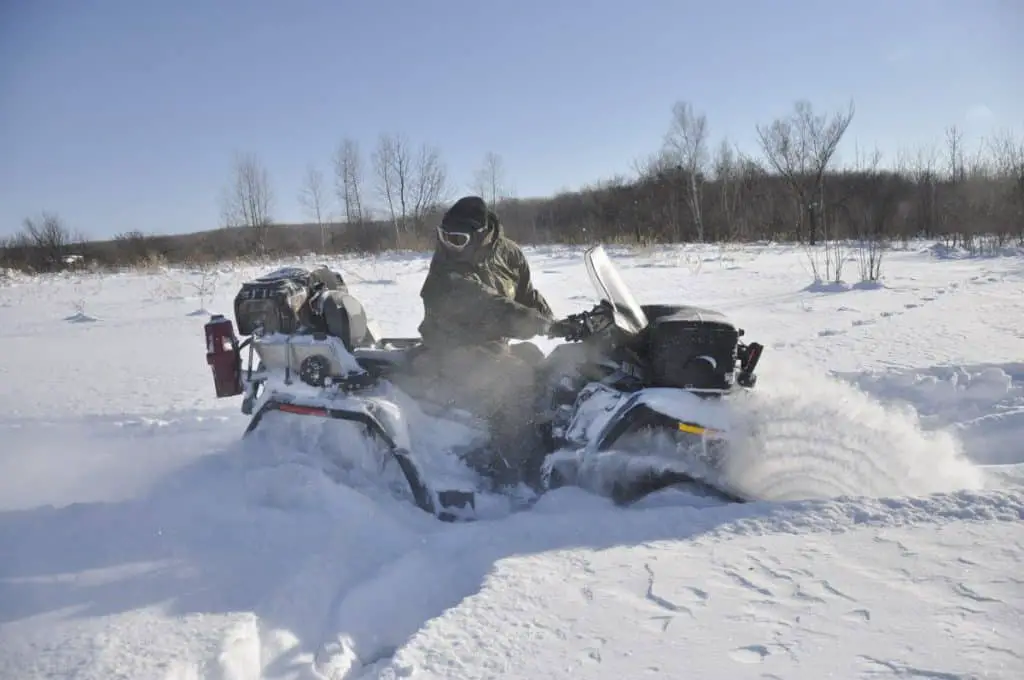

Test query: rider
[413,195,556,484]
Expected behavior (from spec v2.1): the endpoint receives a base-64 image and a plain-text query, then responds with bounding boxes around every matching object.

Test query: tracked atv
[203,245,763,521]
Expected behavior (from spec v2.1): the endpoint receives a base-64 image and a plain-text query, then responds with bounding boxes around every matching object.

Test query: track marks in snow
[843,608,872,622]
[859,656,973,679]
[640,562,702,631]
[186,490,1020,678]
[723,567,775,598]
[304,490,1024,679]
[803,275,969,341]
[710,525,1022,676]
[710,546,875,657]
[952,582,1001,604]
[729,644,773,664]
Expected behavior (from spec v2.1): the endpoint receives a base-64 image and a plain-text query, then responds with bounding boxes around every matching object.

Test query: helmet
[438,196,493,256]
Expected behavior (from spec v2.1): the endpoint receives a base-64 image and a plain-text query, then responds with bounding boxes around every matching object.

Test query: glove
[546,316,581,340]
[546,302,615,341]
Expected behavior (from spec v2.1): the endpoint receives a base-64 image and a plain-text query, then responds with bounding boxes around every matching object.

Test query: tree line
[3,98,1022,276]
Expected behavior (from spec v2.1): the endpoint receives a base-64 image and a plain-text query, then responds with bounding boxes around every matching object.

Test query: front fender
[591,388,733,451]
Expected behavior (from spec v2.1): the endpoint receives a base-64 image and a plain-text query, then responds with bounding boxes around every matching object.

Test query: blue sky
[1,0,1020,239]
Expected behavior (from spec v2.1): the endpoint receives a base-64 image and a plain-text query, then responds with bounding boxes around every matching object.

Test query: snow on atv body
[201,244,764,521]
[537,245,762,505]
[236,333,484,523]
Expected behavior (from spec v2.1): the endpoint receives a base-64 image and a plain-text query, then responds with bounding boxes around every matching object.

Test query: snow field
[0,240,1021,679]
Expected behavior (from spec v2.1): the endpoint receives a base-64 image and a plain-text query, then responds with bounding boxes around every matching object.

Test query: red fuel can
[205,314,243,397]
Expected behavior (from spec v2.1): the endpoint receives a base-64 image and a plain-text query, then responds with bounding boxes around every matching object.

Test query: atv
[202,245,763,521]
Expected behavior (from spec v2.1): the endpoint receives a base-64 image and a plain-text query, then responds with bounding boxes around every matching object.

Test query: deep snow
[0,241,1021,679]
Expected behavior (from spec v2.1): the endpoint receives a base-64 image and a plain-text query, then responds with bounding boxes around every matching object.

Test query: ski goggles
[437,224,485,251]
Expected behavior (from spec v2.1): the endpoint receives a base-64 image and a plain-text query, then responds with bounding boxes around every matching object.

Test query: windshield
[584,245,649,335]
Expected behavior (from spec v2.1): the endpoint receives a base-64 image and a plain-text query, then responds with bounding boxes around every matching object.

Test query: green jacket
[418,225,554,350]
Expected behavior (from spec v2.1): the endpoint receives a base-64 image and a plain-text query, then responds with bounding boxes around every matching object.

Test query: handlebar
[547,301,616,342]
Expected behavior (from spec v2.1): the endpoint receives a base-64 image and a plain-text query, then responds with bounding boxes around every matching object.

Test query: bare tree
[946,125,966,183]
[712,138,742,239]
[940,125,971,245]
[756,99,855,244]
[473,151,509,208]
[372,133,412,243]
[631,149,686,240]
[298,164,329,252]
[900,143,940,240]
[843,145,891,282]
[408,142,450,227]
[221,152,274,255]
[662,101,710,240]
[333,138,366,225]
[21,211,75,270]
[988,130,1024,243]
[373,134,450,245]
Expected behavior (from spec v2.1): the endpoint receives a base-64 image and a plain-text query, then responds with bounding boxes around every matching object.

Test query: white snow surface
[1,241,1022,679]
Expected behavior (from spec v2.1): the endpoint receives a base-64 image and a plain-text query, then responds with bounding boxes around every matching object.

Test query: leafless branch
[298,164,329,252]
[333,138,366,225]
[372,133,412,242]
[662,101,710,240]
[756,99,855,245]
[473,151,510,208]
[220,152,274,255]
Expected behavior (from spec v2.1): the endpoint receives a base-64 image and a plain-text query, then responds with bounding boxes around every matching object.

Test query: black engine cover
[645,305,739,391]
